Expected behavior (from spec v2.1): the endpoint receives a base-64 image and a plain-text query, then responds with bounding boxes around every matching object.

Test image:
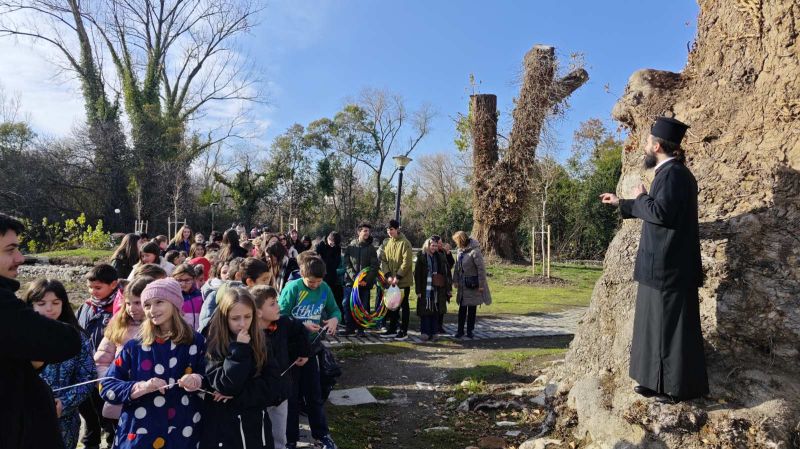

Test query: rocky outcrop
[554,1,800,447]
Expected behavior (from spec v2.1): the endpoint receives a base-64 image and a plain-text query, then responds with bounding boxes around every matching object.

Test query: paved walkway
[323,307,587,346]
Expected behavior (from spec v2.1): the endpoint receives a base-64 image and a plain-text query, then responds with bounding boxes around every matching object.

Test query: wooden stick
[531,224,536,275]
[547,225,551,278]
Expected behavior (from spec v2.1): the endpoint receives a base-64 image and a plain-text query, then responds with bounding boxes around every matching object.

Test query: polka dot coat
[100,333,206,449]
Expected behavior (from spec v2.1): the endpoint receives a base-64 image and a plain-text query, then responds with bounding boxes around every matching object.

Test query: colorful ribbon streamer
[348,268,388,328]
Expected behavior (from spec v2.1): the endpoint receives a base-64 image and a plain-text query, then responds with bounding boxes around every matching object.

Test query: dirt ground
[326,335,574,449]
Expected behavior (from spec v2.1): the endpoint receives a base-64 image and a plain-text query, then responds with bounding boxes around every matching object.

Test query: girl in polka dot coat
[100,279,206,449]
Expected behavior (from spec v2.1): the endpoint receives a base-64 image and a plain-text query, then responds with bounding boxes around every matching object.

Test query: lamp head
[393,155,412,170]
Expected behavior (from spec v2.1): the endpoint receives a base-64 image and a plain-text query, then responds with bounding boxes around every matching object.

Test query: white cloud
[0,39,84,135]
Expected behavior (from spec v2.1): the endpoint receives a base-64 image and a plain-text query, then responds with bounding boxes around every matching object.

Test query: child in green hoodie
[278,252,341,449]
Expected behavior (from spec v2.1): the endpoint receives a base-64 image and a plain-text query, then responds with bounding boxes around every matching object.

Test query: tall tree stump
[471,45,588,261]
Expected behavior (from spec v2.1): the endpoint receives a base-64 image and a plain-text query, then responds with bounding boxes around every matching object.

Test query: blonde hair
[452,231,469,249]
[139,302,195,346]
[171,225,192,245]
[105,277,153,345]
[206,288,267,374]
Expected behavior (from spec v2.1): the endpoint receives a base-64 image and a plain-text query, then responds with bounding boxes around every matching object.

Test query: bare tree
[0,0,133,227]
[411,152,467,209]
[0,0,263,228]
[348,88,433,222]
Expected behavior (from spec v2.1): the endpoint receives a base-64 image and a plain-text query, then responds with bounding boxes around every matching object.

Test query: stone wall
[554,1,800,447]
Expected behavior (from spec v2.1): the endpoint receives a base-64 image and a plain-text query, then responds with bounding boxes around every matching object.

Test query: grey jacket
[453,239,492,307]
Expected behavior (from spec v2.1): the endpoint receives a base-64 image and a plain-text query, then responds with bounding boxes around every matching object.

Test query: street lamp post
[392,155,412,224]
[210,203,219,233]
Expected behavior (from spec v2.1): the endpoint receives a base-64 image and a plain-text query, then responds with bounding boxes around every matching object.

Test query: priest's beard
[643,152,658,169]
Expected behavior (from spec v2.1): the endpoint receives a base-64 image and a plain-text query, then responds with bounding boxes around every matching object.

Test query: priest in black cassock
[599,116,709,404]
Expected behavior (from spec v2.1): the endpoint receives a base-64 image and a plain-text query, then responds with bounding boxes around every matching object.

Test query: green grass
[404,262,600,323]
[327,404,385,449]
[368,386,394,400]
[476,263,601,315]
[447,347,568,383]
[34,248,114,263]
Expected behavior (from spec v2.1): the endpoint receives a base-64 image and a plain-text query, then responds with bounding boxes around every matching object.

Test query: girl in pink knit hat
[100,278,206,449]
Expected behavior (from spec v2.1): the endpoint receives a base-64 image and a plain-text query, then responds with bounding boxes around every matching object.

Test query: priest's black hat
[650,116,689,145]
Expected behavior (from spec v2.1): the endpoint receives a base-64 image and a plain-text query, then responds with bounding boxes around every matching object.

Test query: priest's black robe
[618,159,709,399]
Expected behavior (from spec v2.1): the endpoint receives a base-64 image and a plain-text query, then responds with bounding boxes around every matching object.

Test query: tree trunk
[470,45,588,261]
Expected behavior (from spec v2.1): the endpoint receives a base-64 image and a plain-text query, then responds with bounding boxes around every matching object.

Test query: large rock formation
[554,1,800,447]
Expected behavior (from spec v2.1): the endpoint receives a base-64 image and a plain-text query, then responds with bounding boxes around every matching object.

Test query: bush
[21,213,113,253]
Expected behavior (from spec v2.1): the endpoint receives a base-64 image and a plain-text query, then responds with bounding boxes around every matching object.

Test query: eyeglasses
[430,235,441,242]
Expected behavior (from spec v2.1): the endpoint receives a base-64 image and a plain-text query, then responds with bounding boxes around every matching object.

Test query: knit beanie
[190,257,211,282]
[140,278,184,311]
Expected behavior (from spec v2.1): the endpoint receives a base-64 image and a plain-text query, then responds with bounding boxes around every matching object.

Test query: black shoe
[340,329,356,336]
[654,393,680,404]
[379,330,397,338]
[437,326,446,334]
[466,332,474,338]
[286,443,297,449]
[356,329,366,337]
[319,434,338,449]
[453,332,464,338]
[634,385,657,398]
[394,331,408,341]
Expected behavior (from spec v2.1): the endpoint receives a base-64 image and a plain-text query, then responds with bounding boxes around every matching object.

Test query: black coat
[265,316,311,400]
[344,237,379,287]
[0,275,81,449]
[276,257,300,293]
[618,159,702,290]
[315,241,342,287]
[111,256,135,279]
[201,341,283,449]
[618,159,708,399]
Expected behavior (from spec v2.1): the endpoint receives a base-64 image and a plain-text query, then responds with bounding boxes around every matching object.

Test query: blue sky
[0,1,700,161]
[252,0,700,159]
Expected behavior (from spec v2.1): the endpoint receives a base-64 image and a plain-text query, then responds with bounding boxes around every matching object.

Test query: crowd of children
[18,224,347,449]
[15,219,484,449]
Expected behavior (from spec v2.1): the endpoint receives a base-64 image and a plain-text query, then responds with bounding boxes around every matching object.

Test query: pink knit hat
[140,278,184,311]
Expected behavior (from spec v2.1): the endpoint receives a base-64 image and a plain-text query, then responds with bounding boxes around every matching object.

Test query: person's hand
[304,322,321,333]
[294,357,309,367]
[478,287,484,293]
[358,280,367,287]
[236,328,251,344]
[55,398,63,417]
[632,184,647,197]
[598,193,620,206]
[178,373,202,392]
[148,377,169,394]
[31,360,44,369]
[212,392,233,403]
[323,317,338,335]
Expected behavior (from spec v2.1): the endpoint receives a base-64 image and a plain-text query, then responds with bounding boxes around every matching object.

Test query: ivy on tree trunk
[470,45,588,261]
